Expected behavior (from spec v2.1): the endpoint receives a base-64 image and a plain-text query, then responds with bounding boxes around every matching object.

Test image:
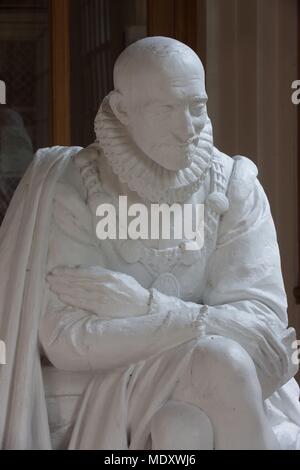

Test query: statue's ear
[109,91,129,126]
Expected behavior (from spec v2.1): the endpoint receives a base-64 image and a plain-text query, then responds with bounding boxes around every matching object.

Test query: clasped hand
[47,266,150,319]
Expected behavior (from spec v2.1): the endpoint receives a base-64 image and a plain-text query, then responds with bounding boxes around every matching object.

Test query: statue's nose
[176,109,195,142]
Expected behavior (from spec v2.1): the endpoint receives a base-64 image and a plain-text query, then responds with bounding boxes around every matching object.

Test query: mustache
[183,137,198,145]
[152,137,202,149]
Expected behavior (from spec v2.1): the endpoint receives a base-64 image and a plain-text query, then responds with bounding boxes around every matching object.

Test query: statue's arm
[39,299,202,372]
[39,172,202,372]
[122,162,296,390]
[200,173,298,389]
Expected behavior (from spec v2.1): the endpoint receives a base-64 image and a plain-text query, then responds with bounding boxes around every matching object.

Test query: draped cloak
[0,147,80,448]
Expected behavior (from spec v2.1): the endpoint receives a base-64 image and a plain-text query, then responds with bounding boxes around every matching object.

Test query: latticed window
[0,0,147,223]
[70,0,115,147]
[0,0,50,223]
[70,0,147,147]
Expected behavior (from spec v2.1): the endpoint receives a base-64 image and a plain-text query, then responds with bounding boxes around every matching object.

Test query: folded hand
[47,266,150,320]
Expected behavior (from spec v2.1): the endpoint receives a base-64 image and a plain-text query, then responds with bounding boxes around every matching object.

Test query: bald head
[113,36,205,104]
[108,36,209,171]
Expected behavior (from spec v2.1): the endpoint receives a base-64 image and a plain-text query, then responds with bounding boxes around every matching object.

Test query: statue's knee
[150,401,214,450]
[190,336,257,392]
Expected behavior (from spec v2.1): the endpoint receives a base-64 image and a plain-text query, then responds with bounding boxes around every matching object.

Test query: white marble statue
[1,36,300,450]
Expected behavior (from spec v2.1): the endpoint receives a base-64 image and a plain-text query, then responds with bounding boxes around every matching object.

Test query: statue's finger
[263,331,288,377]
[51,266,114,281]
[259,339,281,378]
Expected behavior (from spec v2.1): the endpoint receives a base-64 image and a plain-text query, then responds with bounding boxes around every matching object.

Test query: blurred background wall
[204,1,299,375]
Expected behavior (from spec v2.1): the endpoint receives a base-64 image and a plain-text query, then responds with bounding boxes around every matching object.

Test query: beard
[127,118,213,172]
[142,143,195,171]
[94,95,214,204]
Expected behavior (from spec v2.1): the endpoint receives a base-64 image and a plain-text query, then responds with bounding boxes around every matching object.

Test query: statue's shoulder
[216,149,258,204]
[49,147,95,242]
[35,145,82,166]
[45,146,88,215]
[58,151,85,197]
[19,145,83,197]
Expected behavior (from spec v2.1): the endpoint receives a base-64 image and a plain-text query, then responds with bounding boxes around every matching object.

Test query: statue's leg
[150,400,214,450]
[170,335,280,450]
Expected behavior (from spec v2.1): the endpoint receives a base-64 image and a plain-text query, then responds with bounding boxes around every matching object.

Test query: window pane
[0,0,51,223]
[70,0,147,148]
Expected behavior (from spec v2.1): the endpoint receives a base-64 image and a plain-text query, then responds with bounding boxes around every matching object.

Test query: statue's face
[125,56,208,171]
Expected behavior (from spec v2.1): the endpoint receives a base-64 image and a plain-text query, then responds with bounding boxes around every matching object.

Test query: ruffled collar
[94,94,214,204]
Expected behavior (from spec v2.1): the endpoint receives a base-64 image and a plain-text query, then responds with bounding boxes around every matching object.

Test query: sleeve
[39,163,202,372]
[201,156,297,383]
[39,298,203,372]
[143,157,297,386]
[203,156,288,329]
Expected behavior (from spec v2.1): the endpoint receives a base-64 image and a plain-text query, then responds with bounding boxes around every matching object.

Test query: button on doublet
[206,191,229,215]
